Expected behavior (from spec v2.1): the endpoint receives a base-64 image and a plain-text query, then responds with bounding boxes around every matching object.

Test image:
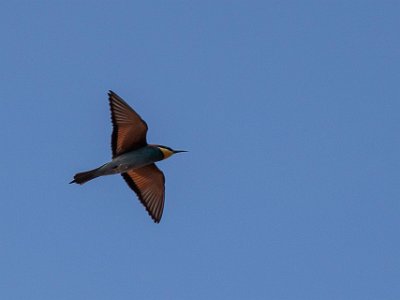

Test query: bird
[70,90,186,223]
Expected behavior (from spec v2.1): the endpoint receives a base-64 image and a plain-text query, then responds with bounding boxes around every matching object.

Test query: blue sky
[1,1,399,299]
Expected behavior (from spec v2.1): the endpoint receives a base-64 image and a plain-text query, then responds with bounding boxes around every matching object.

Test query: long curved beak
[173,150,188,154]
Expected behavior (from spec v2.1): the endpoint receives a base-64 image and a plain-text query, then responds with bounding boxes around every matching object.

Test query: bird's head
[156,145,187,160]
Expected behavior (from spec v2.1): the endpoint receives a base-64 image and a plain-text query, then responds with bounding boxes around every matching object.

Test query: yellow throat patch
[159,147,174,159]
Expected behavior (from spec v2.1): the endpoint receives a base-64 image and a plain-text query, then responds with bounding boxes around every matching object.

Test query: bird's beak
[173,150,188,154]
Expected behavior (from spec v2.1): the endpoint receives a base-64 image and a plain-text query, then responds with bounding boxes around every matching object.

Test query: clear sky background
[1,1,399,299]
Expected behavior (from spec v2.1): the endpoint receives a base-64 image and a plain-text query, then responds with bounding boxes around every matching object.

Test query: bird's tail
[70,167,100,184]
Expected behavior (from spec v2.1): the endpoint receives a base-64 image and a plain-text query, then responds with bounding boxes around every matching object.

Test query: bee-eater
[70,91,186,223]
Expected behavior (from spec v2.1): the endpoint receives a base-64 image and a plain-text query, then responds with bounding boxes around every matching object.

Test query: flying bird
[70,91,186,223]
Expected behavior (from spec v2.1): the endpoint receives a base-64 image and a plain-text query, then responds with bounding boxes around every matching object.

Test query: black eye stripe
[157,145,173,152]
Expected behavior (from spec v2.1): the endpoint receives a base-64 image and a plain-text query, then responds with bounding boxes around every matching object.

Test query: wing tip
[140,197,163,224]
[152,215,162,224]
[108,89,115,95]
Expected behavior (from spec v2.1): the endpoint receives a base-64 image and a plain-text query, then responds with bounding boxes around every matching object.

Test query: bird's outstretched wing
[121,164,165,223]
[109,90,148,158]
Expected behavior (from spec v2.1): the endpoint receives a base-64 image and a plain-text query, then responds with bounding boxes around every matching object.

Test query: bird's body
[73,145,166,183]
[102,145,165,174]
[70,91,185,223]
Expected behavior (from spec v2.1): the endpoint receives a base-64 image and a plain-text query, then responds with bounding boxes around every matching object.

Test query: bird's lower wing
[121,164,165,223]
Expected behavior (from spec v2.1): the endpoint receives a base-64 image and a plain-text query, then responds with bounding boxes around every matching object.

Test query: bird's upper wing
[121,164,165,223]
[109,90,148,158]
